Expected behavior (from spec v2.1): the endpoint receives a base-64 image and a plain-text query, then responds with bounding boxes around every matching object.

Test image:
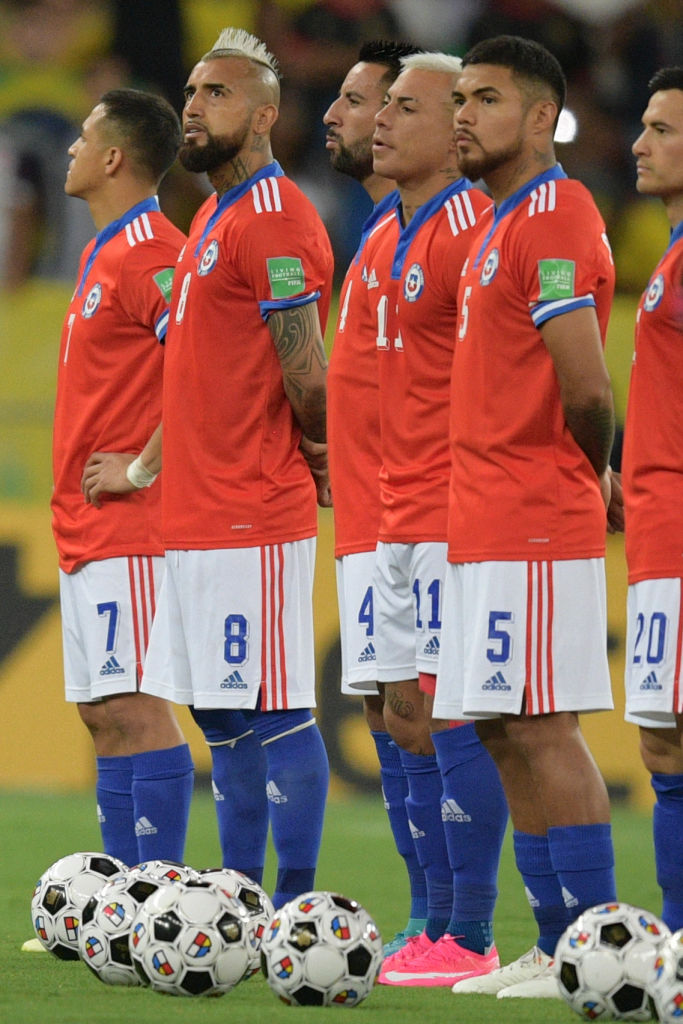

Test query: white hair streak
[211,27,279,76]
[400,52,462,75]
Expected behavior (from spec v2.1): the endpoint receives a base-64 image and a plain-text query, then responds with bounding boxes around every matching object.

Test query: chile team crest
[403,262,424,302]
[643,272,664,311]
[197,239,219,276]
[480,248,499,286]
[82,282,102,318]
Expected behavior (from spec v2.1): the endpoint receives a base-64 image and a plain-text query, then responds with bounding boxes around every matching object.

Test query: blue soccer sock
[95,755,137,867]
[513,830,574,956]
[651,772,683,930]
[371,730,428,921]
[432,724,507,954]
[190,707,268,882]
[130,743,194,863]
[251,710,329,908]
[399,747,452,941]
[548,822,616,928]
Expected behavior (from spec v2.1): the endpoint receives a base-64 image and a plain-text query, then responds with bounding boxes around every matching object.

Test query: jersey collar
[353,189,401,265]
[392,178,475,277]
[194,161,284,256]
[472,164,567,269]
[667,219,683,251]
[77,196,161,296]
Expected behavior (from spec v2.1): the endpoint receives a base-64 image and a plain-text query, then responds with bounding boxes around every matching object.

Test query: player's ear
[532,98,558,135]
[252,103,279,136]
[103,146,124,176]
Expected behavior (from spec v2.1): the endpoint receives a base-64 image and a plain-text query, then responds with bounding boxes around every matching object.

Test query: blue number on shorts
[97,601,120,654]
[224,614,249,665]
[358,586,374,637]
[487,611,513,664]
[413,578,442,631]
[633,611,667,665]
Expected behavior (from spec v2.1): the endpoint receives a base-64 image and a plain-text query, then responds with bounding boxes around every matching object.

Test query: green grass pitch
[0,787,659,1023]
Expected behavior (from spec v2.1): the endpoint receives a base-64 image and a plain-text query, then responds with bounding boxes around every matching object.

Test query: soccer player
[52,89,193,869]
[323,39,429,957]
[358,52,508,987]
[438,36,618,999]
[622,67,683,932]
[84,28,333,908]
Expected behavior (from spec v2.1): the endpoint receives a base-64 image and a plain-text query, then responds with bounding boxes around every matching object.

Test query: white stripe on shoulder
[445,191,478,235]
[528,180,557,216]
[367,211,396,240]
[251,176,283,214]
[125,214,155,247]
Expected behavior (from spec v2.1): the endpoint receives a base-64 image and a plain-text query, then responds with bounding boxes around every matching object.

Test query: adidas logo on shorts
[358,642,376,664]
[423,636,440,657]
[482,670,511,691]
[221,670,248,690]
[639,671,662,691]
[99,656,126,677]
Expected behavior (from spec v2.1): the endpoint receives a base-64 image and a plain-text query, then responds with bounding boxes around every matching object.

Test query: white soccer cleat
[451,944,554,994]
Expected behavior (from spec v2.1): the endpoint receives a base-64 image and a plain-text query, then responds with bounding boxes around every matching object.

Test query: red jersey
[327,190,399,556]
[162,162,333,549]
[51,199,185,573]
[362,180,490,543]
[623,222,683,583]
[448,168,615,562]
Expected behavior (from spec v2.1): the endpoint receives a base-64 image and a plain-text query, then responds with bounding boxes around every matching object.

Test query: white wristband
[126,455,158,489]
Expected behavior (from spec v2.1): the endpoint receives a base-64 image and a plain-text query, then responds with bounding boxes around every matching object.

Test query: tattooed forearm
[269,303,328,440]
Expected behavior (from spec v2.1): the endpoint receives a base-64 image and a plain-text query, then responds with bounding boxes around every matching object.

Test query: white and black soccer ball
[197,868,275,975]
[78,867,174,985]
[260,891,383,1007]
[130,859,198,885]
[554,901,670,1020]
[129,880,252,996]
[648,927,683,1023]
[31,851,127,960]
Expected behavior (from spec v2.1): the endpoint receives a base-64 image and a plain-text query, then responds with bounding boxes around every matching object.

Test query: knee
[77,700,109,739]
[363,693,385,732]
[640,727,683,776]
[383,685,432,754]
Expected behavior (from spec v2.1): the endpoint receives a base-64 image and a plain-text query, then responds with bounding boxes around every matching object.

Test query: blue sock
[95,755,137,867]
[371,730,428,921]
[651,772,683,930]
[399,747,452,941]
[250,710,329,908]
[130,744,194,863]
[190,707,268,881]
[513,830,574,956]
[432,724,507,954]
[547,823,616,928]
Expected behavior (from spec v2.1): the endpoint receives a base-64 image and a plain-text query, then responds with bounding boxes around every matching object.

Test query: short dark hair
[648,66,683,95]
[357,39,423,87]
[462,35,566,117]
[99,88,181,184]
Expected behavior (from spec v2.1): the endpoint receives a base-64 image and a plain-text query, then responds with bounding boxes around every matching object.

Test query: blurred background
[1,0,681,805]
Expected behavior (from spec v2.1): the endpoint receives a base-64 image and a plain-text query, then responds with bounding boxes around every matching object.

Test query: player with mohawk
[83,28,334,907]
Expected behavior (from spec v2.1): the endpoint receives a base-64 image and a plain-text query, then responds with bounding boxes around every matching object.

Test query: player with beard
[434,36,618,999]
[323,40,429,957]
[83,28,333,907]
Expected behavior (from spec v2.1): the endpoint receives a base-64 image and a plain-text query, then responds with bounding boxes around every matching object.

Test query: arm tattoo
[269,303,328,441]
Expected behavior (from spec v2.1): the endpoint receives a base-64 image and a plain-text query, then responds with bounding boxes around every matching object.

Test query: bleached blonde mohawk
[208,27,280,77]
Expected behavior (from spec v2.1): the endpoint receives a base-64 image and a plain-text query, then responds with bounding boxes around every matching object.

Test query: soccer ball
[197,868,275,975]
[129,880,252,995]
[31,851,127,960]
[649,928,683,1023]
[78,867,174,985]
[554,901,670,1020]
[131,859,198,884]
[260,891,383,1007]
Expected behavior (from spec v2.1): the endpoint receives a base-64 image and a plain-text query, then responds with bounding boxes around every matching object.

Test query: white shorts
[625,578,683,728]
[434,559,613,720]
[59,556,164,703]
[336,552,379,695]
[141,541,317,711]
[373,541,447,683]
